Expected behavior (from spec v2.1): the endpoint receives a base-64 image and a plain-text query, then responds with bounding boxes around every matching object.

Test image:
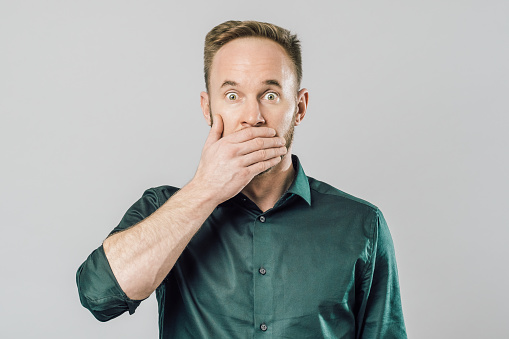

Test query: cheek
[210,102,236,134]
[222,126,236,137]
[219,116,239,136]
[277,105,297,126]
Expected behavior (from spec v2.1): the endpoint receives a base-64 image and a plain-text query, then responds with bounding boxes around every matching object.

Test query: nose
[241,98,265,127]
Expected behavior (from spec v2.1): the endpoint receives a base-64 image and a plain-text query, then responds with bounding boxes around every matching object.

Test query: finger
[227,126,277,143]
[237,136,286,156]
[241,146,287,166]
[204,114,224,147]
[247,155,283,176]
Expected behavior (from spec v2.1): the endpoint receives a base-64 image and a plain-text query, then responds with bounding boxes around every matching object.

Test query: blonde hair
[204,20,302,92]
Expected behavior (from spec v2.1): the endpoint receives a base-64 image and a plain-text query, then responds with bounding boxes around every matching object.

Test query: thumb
[205,114,223,146]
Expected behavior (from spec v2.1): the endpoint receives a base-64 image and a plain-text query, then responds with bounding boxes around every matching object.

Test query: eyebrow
[264,79,282,88]
[220,79,282,89]
[221,80,237,88]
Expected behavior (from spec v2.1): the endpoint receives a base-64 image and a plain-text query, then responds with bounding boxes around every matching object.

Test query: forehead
[209,37,296,91]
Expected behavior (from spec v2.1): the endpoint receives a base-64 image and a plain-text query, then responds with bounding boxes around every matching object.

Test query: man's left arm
[357,209,407,339]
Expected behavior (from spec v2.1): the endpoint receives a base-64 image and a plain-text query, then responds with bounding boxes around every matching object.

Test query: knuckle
[241,167,251,178]
[255,138,264,148]
[245,128,255,139]
[259,161,268,172]
[233,157,243,168]
[230,144,241,156]
[264,127,275,136]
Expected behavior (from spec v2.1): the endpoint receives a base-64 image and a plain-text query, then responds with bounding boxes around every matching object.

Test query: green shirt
[77,155,407,338]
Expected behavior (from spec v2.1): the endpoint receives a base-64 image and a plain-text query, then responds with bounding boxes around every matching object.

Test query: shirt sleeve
[357,209,407,339]
[76,188,165,322]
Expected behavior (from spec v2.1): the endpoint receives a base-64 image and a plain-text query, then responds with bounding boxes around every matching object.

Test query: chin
[256,167,274,178]
[255,154,288,177]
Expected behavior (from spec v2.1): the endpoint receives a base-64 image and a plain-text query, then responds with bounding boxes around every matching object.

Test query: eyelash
[225,91,279,101]
[227,93,238,101]
[264,92,278,100]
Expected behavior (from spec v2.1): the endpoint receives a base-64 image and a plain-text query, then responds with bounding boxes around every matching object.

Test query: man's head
[200,20,308,164]
[203,20,303,94]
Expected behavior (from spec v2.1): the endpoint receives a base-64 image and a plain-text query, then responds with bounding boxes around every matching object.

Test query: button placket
[253,213,272,337]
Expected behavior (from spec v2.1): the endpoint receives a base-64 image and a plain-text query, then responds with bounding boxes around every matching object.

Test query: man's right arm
[76,115,287,320]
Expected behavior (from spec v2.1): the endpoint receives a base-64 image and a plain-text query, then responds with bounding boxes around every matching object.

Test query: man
[77,20,407,338]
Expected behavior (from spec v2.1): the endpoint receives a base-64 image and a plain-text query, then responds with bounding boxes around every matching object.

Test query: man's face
[201,37,307,152]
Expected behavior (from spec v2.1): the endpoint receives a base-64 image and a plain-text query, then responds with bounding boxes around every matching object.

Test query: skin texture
[103,37,309,300]
[201,37,309,210]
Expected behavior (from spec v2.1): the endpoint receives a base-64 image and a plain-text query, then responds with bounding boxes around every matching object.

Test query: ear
[200,91,212,126]
[294,88,309,126]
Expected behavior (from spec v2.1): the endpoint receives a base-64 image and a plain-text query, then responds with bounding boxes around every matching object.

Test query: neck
[241,153,295,213]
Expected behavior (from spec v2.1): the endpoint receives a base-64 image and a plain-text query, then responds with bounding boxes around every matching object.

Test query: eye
[227,93,238,101]
[264,92,278,101]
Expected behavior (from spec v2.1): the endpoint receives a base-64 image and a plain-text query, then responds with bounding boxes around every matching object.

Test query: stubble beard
[252,110,296,177]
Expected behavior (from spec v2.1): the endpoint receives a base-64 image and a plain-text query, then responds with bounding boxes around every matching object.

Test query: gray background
[1,1,508,338]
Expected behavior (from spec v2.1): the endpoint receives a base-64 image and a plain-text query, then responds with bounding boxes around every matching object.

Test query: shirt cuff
[76,245,144,321]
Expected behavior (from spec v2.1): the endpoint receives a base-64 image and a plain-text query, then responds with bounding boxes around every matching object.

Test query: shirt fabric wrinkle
[76,154,407,338]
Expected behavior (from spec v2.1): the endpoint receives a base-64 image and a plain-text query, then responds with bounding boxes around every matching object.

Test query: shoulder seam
[309,186,378,211]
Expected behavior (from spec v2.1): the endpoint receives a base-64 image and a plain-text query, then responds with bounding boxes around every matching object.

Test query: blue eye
[227,93,238,100]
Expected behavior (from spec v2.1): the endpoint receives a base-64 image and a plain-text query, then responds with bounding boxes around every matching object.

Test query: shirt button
[259,267,266,275]
[259,216,266,223]
[260,323,268,331]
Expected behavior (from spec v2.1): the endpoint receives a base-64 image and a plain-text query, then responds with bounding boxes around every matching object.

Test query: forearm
[103,180,219,300]
[101,121,284,301]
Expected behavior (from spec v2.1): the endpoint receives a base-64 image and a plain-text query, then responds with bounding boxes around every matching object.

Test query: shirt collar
[225,154,312,209]
[286,154,312,206]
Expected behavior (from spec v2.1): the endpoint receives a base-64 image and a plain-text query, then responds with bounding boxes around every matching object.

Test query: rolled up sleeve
[76,187,171,321]
[76,244,144,321]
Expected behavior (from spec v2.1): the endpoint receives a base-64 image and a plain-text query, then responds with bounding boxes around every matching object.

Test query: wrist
[182,178,223,209]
